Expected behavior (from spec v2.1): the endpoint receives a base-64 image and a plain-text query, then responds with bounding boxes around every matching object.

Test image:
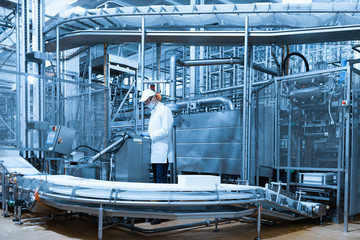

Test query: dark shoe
[150,219,162,225]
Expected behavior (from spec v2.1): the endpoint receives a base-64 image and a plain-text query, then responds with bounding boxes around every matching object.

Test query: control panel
[45,125,76,155]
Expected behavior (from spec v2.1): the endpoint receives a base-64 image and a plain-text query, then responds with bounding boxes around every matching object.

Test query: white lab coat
[148,102,174,164]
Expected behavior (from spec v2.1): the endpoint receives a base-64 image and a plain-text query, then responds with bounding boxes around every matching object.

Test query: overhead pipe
[177,57,278,76]
[177,57,277,95]
[166,54,180,112]
[176,96,234,111]
[200,80,272,94]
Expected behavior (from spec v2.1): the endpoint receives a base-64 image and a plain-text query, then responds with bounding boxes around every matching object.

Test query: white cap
[139,89,156,102]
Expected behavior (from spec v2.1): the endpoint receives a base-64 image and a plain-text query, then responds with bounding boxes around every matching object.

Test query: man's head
[139,89,157,107]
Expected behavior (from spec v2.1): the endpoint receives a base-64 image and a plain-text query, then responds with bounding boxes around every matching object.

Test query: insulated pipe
[169,54,177,103]
[176,96,234,110]
[88,135,129,163]
[177,57,278,76]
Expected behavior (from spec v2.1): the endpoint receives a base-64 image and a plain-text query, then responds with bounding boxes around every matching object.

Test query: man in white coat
[139,89,174,183]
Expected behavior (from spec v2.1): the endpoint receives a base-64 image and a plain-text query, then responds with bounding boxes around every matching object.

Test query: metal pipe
[256,204,261,240]
[286,106,292,192]
[275,79,280,182]
[176,96,234,110]
[116,218,239,234]
[177,58,277,76]
[200,80,271,94]
[16,0,20,148]
[88,47,93,146]
[140,16,145,132]
[169,54,177,103]
[242,14,249,181]
[40,192,265,206]
[0,165,6,216]
[98,204,103,240]
[344,65,351,233]
[56,26,60,125]
[171,126,177,184]
[247,47,253,184]
[88,135,129,163]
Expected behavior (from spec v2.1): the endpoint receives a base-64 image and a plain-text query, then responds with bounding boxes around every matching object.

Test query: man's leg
[156,163,169,183]
[152,164,157,183]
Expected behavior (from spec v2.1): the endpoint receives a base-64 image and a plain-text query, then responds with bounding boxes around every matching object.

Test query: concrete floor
[1,212,360,240]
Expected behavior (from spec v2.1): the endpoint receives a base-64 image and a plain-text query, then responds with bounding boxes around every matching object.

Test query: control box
[45,125,76,155]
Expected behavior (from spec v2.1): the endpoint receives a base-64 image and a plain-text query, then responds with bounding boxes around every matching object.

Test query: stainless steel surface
[115,138,150,182]
[176,110,242,175]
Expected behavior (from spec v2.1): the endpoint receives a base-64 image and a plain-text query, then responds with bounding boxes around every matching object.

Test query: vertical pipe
[171,126,177,183]
[135,45,141,134]
[286,106,292,191]
[170,55,177,103]
[103,44,108,148]
[56,26,60,125]
[16,0,21,148]
[344,66,351,232]
[199,46,205,93]
[98,204,103,240]
[247,47,253,184]
[255,91,259,186]
[241,15,249,181]
[1,166,5,216]
[275,79,280,182]
[156,43,161,91]
[88,47,93,146]
[182,46,186,98]
[256,204,261,240]
[140,17,145,132]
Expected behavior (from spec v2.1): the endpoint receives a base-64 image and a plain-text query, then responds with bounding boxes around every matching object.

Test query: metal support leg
[4,202,9,217]
[13,206,18,222]
[15,206,23,225]
[98,204,103,240]
[130,218,135,235]
[213,218,219,232]
[255,204,261,240]
[1,171,9,217]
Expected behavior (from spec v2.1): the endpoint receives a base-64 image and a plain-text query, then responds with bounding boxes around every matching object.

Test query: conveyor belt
[0,150,326,222]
